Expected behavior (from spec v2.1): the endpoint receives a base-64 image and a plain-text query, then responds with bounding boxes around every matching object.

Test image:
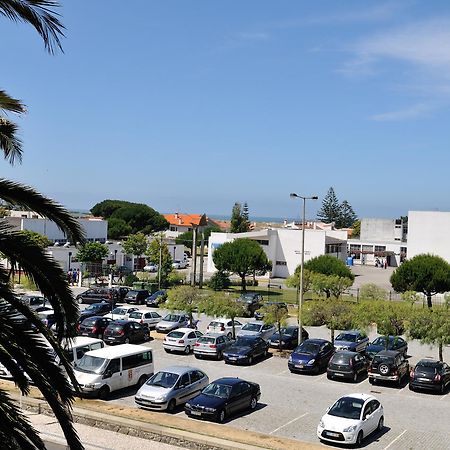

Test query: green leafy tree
[390,254,450,308]
[0,2,84,448]
[317,187,340,224]
[401,290,421,307]
[165,285,201,328]
[91,199,133,218]
[20,230,51,248]
[351,219,361,238]
[230,202,250,233]
[146,234,172,287]
[304,255,354,280]
[107,217,132,239]
[259,303,289,352]
[359,283,387,301]
[175,225,221,248]
[337,200,357,228]
[323,301,354,344]
[122,232,148,258]
[208,270,231,291]
[76,242,108,263]
[286,268,314,295]
[212,238,272,291]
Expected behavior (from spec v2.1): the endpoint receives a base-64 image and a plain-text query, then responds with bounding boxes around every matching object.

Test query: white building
[207,228,348,278]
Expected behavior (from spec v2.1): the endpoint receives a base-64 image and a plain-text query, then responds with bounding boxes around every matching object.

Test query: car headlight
[83,383,96,389]
[318,419,324,428]
[307,359,315,365]
[343,425,357,433]
[288,356,293,362]
[204,407,216,413]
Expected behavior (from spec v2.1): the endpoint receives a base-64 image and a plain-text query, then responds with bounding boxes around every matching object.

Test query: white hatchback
[206,318,243,338]
[103,306,139,321]
[317,393,384,446]
[127,310,162,329]
[163,328,203,354]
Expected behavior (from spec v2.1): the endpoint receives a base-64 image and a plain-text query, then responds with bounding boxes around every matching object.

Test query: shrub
[303,300,328,326]
[167,271,185,287]
[125,273,139,286]
[208,271,231,291]
[359,283,387,301]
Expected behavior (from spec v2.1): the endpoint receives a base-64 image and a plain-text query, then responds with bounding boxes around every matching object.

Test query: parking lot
[79,302,450,450]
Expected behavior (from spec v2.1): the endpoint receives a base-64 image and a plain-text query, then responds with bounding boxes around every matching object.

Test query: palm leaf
[0,117,22,164]
[0,0,65,54]
[0,181,85,243]
[0,89,26,114]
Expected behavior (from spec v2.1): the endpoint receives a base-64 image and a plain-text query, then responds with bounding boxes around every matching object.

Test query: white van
[59,336,105,366]
[73,344,153,399]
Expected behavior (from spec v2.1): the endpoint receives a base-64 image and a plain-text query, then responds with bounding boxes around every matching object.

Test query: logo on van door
[128,369,133,381]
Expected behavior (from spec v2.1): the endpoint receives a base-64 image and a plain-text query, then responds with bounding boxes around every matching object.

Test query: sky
[2,1,450,221]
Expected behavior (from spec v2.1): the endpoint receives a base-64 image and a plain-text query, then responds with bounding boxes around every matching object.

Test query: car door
[150,312,161,327]
[355,334,368,352]
[228,383,245,415]
[255,338,266,357]
[360,401,374,435]
[187,331,198,347]
[103,358,124,391]
[175,372,192,404]
[354,354,366,374]
[443,363,450,387]
[187,370,206,400]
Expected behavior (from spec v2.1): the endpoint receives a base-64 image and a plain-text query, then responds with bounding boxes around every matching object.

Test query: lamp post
[68,251,72,271]
[290,193,318,344]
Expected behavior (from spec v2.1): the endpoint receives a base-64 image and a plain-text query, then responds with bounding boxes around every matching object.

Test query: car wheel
[164,349,170,353]
[124,337,130,344]
[356,431,364,447]
[167,399,176,413]
[137,375,147,387]
[327,373,333,380]
[353,372,358,383]
[248,356,253,365]
[184,345,191,355]
[194,354,201,359]
[369,378,375,385]
[98,385,110,400]
[249,396,257,410]
[217,409,226,423]
[379,364,389,375]
[440,383,445,395]
[217,351,223,360]
[377,416,384,432]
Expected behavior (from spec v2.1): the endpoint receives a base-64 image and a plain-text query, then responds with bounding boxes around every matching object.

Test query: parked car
[20,295,49,311]
[268,326,309,350]
[143,263,158,272]
[317,393,384,446]
[145,290,167,307]
[135,366,209,412]
[172,260,188,269]
[124,289,150,305]
[185,377,261,423]
[288,339,335,374]
[237,321,276,341]
[236,293,263,317]
[254,302,288,321]
[78,316,113,339]
[156,313,190,333]
[163,328,203,354]
[327,351,369,382]
[103,320,150,345]
[365,336,408,359]
[409,359,450,394]
[128,310,162,329]
[76,288,119,305]
[368,350,409,386]
[103,306,139,321]
[206,318,243,338]
[223,336,269,365]
[79,302,112,321]
[194,333,234,360]
[334,331,369,353]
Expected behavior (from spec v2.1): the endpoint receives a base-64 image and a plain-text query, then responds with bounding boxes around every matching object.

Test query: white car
[237,321,276,341]
[206,318,243,338]
[163,328,203,354]
[127,310,162,329]
[103,306,139,321]
[143,263,158,272]
[172,260,188,269]
[317,393,384,446]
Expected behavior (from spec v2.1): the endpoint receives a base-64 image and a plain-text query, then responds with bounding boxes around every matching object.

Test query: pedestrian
[384,259,387,269]
[72,269,77,285]
[67,269,72,285]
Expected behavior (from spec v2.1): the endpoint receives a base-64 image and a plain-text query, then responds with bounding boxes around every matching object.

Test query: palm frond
[0,0,65,54]
[0,89,26,114]
[0,181,85,243]
[0,117,23,164]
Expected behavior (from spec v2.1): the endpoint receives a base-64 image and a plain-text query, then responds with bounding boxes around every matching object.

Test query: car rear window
[415,364,438,375]
[373,355,394,364]
[81,317,97,326]
[198,337,215,344]
[209,321,223,327]
[331,353,352,364]
[128,312,142,319]
[108,324,125,332]
[168,331,184,339]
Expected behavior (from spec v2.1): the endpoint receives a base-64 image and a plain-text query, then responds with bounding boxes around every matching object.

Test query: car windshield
[202,382,231,399]
[168,331,185,339]
[295,342,320,354]
[75,355,107,374]
[372,337,393,346]
[81,317,97,326]
[336,333,358,342]
[328,397,364,420]
[280,327,296,336]
[111,308,126,315]
[126,291,139,297]
[163,314,180,322]
[128,312,142,319]
[373,355,395,364]
[241,323,262,332]
[209,321,223,328]
[146,371,179,388]
[85,304,101,311]
[235,337,256,346]
[198,336,215,344]
[331,353,352,364]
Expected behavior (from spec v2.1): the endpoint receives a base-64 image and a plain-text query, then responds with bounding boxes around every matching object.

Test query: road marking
[269,413,308,434]
[383,429,407,450]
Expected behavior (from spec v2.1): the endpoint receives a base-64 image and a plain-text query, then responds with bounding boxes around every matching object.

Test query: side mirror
[103,370,112,379]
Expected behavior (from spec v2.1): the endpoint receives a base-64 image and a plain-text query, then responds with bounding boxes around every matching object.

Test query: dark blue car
[184,377,261,423]
[268,326,309,350]
[145,290,167,307]
[288,339,334,374]
[365,336,408,360]
[223,336,269,365]
[333,330,369,353]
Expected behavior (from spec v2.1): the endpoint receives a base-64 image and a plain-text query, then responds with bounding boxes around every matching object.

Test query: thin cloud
[370,103,435,121]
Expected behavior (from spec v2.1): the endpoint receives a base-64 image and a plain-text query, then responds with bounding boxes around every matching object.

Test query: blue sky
[2,1,450,221]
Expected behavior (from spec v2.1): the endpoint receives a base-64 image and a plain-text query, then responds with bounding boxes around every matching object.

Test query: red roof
[164,213,207,227]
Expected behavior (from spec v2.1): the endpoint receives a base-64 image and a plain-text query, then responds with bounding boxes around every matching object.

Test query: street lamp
[68,251,72,271]
[290,193,318,344]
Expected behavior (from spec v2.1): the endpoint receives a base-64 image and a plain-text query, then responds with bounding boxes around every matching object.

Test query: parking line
[383,429,407,450]
[269,413,308,434]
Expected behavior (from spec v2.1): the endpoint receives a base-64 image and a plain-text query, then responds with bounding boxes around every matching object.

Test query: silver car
[156,313,190,333]
[237,320,276,341]
[194,333,234,360]
[135,365,209,412]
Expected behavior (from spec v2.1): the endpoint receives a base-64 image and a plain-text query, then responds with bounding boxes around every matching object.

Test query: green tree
[122,233,148,259]
[390,254,450,308]
[304,255,354,280]
[230,202,250,233]
[337,200,357,228]
[359,283,387,301]
[146,234,172,287]
[323,301,354,344]
[20,230,51,249]
[286,268,314,295]
[76,242,108,263]
[107,217,131,239]
[165,286,201,329]
[208,270,231,291]
[212,238,272,291]
[259,303,289,352]
[317,187,340,224]
[0,2,83,448]
[351,219,361,238]
[175,225,221,248]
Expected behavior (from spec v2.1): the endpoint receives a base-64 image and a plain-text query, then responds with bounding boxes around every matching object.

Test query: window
[106,358,120,374]
[122,351,152,370]
[362,245,373,253]
[188,332,196,339]
[178,373,190,387]
[374,245,386,252]
[190,370,204,383]
[349,244,361,260]
[275,261,287,266]
[256,240,269,246]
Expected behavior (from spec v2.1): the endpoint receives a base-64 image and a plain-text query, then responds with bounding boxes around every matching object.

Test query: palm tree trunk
[439,342,443,361]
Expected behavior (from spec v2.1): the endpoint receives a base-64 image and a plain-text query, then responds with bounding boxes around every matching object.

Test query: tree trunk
[427,293,432,309]
[241,274,247,292]
[330,328,335,345]
[231,319,236,339]
[278,322,283,352]
[439,342,443,362]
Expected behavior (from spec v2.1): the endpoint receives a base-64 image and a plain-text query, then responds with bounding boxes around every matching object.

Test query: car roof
[376,350,401,356]
[244,320,265,325]
[333,350,359,356]
[337,393,375,402]
[203,332,223,338]
[61,336,103,348]
[170,327,195,333]
[84,344,152,359]
[302,338,330,344]
[81,315,105,321]
[338,330,362,335]
[416,359,441,366]
[157,365,202,376]
[213,377,246,386]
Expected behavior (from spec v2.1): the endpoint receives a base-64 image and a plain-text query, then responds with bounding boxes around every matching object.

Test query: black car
[78,316,113,339]
[76,288,118,305]
[254,302,288,321]
[125,289,150,305]
[236,293,263,317]
[79,302,112,321]
[20,295,49,311]
[288,339,335,374]
[327,351,368,382]
[268,326,309,350]
[103,320,150,344]
[223,336,269,365]
[184,377,261,423]
[409,359,450,394]
[365,336,408,360]
[145,290,167,307]
[368,350,409,386]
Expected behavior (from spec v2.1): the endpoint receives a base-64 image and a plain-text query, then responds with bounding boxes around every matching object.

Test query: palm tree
[1,2,85,449]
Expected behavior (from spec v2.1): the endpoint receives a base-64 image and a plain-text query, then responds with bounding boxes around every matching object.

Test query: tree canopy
[165,285,201,327]
[122,232,148,257]
[317,187,358,228]
[146,233,173,287]
[76,242,108,263]
[304,255,354,280]
[175,225,221,248]
[230,202,251,233]
[390,254,450,308]
[212,238,271,291]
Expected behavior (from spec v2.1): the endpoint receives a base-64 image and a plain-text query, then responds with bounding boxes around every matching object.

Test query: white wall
[361,218,401,241]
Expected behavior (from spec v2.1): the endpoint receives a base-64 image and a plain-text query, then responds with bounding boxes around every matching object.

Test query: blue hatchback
[288,339,334,374]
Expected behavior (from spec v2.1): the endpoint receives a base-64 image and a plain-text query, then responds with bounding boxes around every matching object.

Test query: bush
[167,271,185,287]
[208,271,231,291]
[229,278,258,287]
[125,273,139,286]
[359,283,387,301]
[303,300,328,326]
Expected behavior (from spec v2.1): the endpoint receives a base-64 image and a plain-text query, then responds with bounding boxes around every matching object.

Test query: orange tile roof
[164,213,207,227]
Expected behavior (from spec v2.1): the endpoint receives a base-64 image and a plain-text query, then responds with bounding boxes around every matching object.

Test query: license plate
[327,432,340,437]
[335,373,344,377]
[228,357,237,361]
[81,332,89,336]
[295,364,304,368]
[191,411,201,416]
